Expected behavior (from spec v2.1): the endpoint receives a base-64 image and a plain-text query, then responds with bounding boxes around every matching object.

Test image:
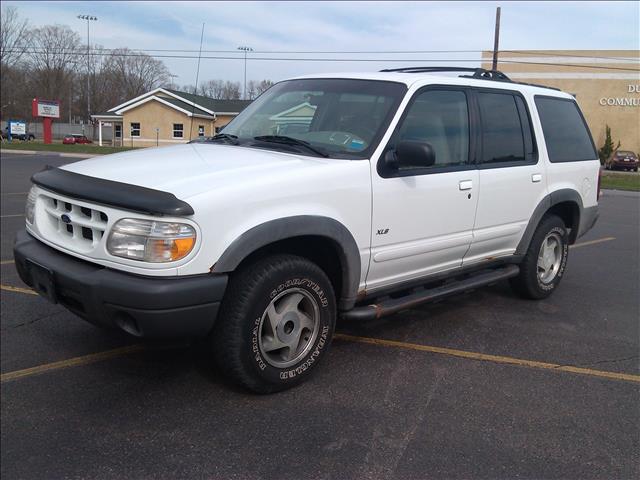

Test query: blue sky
[5,1,639,86]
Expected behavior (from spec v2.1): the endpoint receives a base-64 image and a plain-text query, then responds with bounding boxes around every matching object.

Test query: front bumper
[13,230,227,338]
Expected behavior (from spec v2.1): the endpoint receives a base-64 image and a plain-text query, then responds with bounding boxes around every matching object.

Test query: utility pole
[492,6,501,71]
[237,46,253,100]
[77,15,97,123]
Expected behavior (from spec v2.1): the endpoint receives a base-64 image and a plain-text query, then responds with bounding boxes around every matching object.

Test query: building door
[114,124,122,146]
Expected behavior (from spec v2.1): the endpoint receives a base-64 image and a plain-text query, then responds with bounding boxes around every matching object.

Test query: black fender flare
[516,189,584,255]
[212,216,361,310]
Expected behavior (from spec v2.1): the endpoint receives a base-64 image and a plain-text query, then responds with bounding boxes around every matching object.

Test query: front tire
[211,254,336,393]
[510,215,569,300]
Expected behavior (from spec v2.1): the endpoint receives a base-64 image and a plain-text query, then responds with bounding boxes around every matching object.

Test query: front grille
[40,194,108,253]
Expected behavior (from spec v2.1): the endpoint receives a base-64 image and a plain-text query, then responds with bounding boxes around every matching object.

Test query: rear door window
[534,96,597,162]
[477,91,530,165]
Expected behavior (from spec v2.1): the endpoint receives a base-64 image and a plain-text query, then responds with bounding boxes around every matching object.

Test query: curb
[1,149,100,159]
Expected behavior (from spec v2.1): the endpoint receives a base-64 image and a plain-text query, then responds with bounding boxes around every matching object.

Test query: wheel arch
[211,216,361,311]
[516,189,584,255]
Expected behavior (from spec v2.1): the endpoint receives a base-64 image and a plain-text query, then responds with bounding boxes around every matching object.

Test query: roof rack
[379,66,561,91]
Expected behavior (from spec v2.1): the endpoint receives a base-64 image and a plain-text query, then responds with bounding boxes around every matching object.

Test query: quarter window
[478,92,526,164]
[395,90,470,168]
[535,96,597,162]
[173,123,184,138]
[130,122,140,137]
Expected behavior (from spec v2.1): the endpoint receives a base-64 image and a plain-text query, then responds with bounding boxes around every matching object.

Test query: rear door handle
[531,173,542,183]
[459,180,473,191]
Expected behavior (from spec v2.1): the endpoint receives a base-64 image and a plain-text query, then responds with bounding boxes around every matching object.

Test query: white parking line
[571,237,616,249]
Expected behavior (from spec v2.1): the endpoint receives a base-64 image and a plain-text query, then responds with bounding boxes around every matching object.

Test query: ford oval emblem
[61,214,71,224]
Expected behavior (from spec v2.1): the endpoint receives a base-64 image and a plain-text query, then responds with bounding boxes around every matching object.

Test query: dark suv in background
[605,150,639,172]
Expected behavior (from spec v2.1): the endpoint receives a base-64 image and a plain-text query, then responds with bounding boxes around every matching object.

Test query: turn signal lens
[107,218,196,263]
[25,186,37,224]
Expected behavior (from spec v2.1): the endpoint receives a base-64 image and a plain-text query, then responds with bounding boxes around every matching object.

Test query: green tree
[598,125,620,165]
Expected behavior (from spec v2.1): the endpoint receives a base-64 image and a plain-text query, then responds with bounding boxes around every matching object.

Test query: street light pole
[77,15,97,123]
[237,46,253,100]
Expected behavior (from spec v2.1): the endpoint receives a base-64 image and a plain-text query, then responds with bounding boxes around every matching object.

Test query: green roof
[159,96,212,116]
[165,89,252,114]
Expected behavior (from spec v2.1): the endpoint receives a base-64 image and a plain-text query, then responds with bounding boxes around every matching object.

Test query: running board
[341,265,520,321]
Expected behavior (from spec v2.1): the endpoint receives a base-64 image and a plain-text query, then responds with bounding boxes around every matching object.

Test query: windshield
[220,78,407,158]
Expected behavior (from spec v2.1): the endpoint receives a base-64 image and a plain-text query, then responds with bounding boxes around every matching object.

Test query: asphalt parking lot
[1,152,639,480]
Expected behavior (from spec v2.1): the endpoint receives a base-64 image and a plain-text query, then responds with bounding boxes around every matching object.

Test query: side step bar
[341,265,520,321]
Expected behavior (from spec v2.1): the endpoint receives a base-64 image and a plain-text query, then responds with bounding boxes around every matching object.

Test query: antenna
[189,23,205,141]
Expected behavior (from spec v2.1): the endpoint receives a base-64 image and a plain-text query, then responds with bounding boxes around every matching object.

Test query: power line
[6,49,640,71]
[10,46,489,54]
[9,46,640,62]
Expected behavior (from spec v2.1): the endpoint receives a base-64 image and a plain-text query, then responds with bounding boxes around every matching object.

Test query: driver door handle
[459,180,473,191]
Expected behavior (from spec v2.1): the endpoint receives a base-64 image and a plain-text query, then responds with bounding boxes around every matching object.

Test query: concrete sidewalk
[0,149,99,159]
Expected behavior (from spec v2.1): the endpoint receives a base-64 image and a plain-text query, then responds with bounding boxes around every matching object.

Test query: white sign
[37,101,60,118]
[9,121,26,135]
[103,122,113,127]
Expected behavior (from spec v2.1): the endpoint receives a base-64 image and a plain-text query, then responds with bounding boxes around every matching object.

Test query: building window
[198,125,205,137]
[173,123,184,138]
[130,122,140,137]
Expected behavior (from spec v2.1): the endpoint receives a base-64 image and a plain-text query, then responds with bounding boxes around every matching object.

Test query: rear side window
[478,92,530,164]
[535,96,597,162]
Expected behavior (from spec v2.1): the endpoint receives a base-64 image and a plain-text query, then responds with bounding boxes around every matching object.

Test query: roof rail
[379,66,561,91]
[379,66,511,81]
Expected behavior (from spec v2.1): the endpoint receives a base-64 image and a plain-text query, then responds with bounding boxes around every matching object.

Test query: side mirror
[395,140,436,169]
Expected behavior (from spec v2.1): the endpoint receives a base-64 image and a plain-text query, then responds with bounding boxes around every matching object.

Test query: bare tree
[246,80,258,100]
[0,6,29,71]
[256,79,274,96]
[28,25,81,100]
[102,48,170,100]
[198,79,241,99]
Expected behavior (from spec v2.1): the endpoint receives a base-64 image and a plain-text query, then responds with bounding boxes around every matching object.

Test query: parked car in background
[3,126,35,141]
[63,134,92,145]
[605,150,639,172]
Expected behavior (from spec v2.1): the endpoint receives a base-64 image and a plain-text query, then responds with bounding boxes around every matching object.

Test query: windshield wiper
[253,135,329,158]
[206,133,239,145]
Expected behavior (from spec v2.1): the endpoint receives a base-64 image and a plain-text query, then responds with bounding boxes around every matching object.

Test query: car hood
[61,143,337,200]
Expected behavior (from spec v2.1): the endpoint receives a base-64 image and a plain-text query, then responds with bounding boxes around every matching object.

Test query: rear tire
[510,215,569,300]
[211,254,336,393]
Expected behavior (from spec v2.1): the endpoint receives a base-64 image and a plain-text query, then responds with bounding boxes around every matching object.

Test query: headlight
[25,186,36,224]
[107,218,196,263]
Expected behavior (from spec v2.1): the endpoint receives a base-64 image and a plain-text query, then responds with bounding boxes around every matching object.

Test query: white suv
[15,67,600,393]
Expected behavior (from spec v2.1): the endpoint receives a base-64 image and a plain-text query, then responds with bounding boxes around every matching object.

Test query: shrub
[598,125,621,165]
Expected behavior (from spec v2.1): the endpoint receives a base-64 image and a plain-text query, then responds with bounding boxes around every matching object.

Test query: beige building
[92,88,251,147]
[481,50,640,155]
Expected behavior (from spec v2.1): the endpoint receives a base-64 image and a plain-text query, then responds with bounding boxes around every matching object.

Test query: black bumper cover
[13,231,227,338]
